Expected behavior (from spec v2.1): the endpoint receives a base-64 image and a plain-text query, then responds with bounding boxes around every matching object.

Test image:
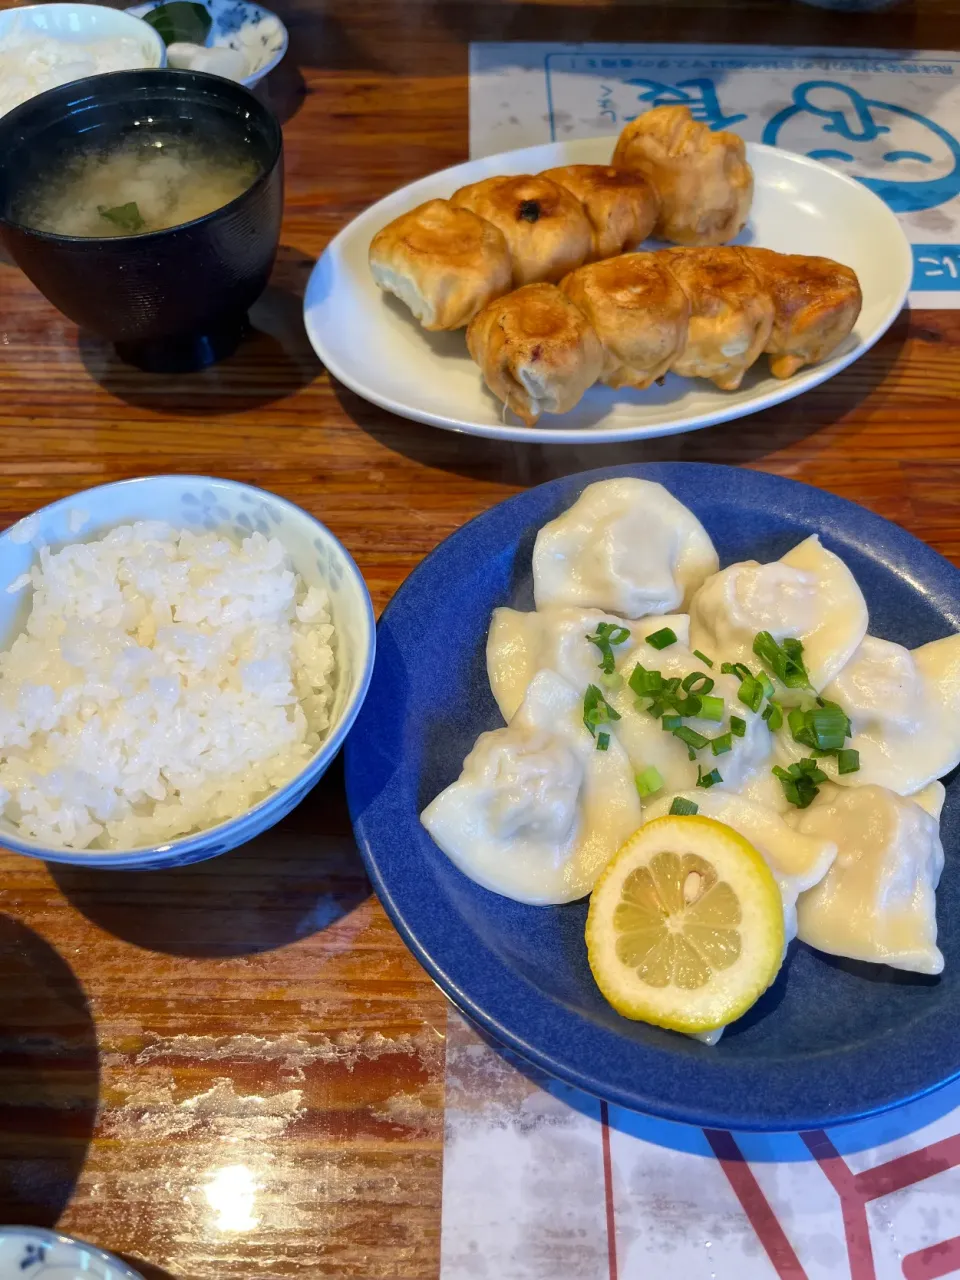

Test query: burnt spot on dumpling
[518,200,541,223]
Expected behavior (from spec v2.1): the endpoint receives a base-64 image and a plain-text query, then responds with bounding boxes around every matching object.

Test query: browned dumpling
[737,247,863,378]
[368,198,513,330]
[450,175,593,287]
[560,253,690,390]
[662,247,773,390]
[466,283,604,426]
[612,106,753,247]
[540,164,659,261]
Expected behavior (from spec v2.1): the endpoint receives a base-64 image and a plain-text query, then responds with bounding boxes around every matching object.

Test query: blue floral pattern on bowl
[0,1227,143,1279]
[0,475,376,870]
[125,0,287,86]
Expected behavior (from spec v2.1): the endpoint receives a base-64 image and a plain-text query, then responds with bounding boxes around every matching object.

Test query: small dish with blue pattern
[126,0,287,86]
[0,1227,143,1280]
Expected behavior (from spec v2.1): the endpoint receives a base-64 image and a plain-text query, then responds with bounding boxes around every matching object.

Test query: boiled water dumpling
[643,790,836,941]
[609,634,771,795]
[793,783,944,975]
[487,610,768,794]
[688,534,868,692]
[420,669,643,904]
[738,767,793,815]
[911,781,946,821]
[532,479,718,617]
[486,606,685,722]
[776,633,960,794]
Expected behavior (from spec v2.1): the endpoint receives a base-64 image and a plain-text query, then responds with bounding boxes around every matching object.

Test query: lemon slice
[586,815,785,1033]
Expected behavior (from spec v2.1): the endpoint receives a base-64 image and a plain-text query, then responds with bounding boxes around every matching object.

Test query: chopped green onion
[837,748,860,775]
[682,671,715,695]
[686,746,697,761]
[721,661,753,681]
[635,765,664,797]
[583,684,621,737]
[599,671,623,693]
[762,700,784,731]
[788,702,851,752]
[596,731,610,751]
[756,670,775,700]
[730,715,746,738]
[817,697,852,735]
[670,797,699,816]
[675,693,703,718]
[807,705,849,751]
[698,694,725,722]
[661,713,682,731]
[711,732,733,756]
[738,675,763,713]
[663,677,682,694]
[795,758,828,782]
[753,631,811,689]
[697,765,723,789]
[586,622,631,675]
[673,725,708,751]
[646,627,677,651]
[646,699,666,719]
[628,663,663,698]
[603,623,631,644]
[788,705,815,748]
[774,775,802,808]
[692,650,714,668]
[772,757,827,809]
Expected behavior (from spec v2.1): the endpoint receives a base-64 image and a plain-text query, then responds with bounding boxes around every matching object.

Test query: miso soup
[14,132,262,237]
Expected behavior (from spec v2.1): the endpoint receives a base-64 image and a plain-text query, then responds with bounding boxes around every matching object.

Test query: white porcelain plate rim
[303,136,911,446]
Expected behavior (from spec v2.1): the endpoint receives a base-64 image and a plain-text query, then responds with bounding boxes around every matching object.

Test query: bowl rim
[0,1225,144,1278]
[0,1,167,52]
[0,474,376,867]
[124,0,290,88]
[0,68,283,247]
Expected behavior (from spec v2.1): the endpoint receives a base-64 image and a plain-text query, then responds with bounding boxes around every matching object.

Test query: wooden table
[1,1,959,1274]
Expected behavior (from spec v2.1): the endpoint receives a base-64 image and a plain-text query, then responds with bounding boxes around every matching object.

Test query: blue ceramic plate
[345,463,960,1131]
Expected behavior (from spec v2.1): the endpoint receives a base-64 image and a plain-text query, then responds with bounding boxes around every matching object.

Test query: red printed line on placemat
[802,1130,960,1280]
[902,1233,960,1280]
[705,1130,809,1280]
[600,1100,618,1280]
[706,1126,960,1280]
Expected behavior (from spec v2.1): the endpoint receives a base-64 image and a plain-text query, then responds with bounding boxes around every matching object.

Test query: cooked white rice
[0,521,336,851]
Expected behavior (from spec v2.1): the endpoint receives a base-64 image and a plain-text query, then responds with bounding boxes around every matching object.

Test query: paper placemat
[441,1011,960,1280]
[469,42,960,307]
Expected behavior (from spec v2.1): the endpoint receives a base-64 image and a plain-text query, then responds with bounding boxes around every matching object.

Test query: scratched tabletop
[1,0,960,1276]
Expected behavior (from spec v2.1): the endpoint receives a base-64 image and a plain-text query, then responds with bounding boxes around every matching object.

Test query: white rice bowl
[0,519,338,851]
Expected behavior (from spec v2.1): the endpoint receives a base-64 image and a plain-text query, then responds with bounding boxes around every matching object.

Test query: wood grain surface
[1,1,959,1275]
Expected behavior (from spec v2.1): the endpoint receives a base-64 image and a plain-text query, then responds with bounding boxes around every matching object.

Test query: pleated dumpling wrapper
[420,669,642,905]
[532,479,719,617]
[688,534,868,693]
[911,780,946,820]
[643,791,837,942]
[777,633,960,795]
[486,604,655,723]
[792,783,945,975]
[485,608,771,795]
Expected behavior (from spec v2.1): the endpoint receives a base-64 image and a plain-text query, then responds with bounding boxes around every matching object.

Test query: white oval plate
[303,137,912,446]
